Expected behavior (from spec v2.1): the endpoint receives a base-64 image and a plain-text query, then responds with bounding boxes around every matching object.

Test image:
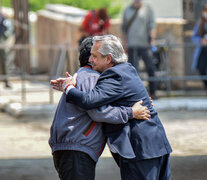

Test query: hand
[201,38,207,45]
[149,97,154,106]
[62,72,78,93]
[150,39,156,46]
[132,100,151,120]
[50,72,77,92]
[50,77,67,92]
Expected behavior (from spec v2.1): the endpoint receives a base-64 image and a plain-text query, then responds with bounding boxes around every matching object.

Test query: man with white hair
[50,37,151,180]
[54,34,172,180]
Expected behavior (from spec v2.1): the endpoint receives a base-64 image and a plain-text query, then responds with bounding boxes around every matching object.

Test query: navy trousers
[53,150,96,180]
[128,47,157,96]
[112,153,171,180]
[197,47,207,89]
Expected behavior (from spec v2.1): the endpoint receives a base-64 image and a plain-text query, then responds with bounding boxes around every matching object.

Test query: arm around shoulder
[66,69,123,110]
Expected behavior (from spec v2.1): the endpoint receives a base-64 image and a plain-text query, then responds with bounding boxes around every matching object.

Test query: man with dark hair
[53,35,172,180]
[78,36,93,67]
[49,37,150,180]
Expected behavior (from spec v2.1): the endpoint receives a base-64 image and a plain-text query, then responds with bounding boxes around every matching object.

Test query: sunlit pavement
[1,80,207,117]
[0,80,207,180]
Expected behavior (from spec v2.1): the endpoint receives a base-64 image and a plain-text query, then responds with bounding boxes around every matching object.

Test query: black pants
[128,47,157,95]
[53,150,96,180]
[0,49,9,86]
[112,153,171,180]
[197,47,207,89]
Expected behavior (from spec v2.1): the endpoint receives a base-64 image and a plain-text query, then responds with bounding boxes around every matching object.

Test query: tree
[1,0,122,18]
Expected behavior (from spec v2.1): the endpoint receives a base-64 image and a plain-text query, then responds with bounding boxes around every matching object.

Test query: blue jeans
[53,150,96,180]
[128,47,157,95]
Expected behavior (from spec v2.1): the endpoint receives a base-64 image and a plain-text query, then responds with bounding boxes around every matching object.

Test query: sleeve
[87,105,133,124]
[148,5,156,30]
[76,71,133,124]
[66,69,124,110]
[191,22,202,43]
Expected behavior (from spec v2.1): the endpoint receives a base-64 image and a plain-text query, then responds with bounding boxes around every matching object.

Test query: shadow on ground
[0,155,207,180]
[170,155,207,180]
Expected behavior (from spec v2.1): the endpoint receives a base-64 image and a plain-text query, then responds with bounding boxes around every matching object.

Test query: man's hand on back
[132,101,151,120]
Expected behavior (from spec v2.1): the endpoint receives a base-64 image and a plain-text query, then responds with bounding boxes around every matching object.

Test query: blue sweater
[49,67,133,162]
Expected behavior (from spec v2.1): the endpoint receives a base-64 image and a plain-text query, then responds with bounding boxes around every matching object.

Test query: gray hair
[92,34,128,64]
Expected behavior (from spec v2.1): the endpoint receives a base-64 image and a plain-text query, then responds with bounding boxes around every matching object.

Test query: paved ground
[0,109,207,180]
[1,80,207,179]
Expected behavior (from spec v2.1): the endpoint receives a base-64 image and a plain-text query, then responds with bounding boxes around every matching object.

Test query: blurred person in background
[122,0,157,99]
[192,3,207,90]
[78,7,110,45]
[0,11,10,88]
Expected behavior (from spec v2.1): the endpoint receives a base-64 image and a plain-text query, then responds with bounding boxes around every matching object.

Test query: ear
[106,54,112,64]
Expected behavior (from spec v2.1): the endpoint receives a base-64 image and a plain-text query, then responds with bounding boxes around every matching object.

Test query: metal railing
[0,42,206,104]
[0,43,79,104]
[139,41,207,95]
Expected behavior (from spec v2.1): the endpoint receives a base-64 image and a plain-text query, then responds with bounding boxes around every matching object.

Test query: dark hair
[97,8,109,21]
[79,37,93,67]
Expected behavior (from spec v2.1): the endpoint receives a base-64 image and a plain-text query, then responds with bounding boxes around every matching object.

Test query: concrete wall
[36,10,80,75]
[122,0,182,18]
[156,19,186,88]
[144,0,182,18]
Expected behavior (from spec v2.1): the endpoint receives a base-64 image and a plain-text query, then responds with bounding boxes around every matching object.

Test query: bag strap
[125,7,139,33]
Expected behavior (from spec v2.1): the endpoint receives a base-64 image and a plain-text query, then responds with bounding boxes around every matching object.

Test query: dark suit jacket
[66,63,172,160]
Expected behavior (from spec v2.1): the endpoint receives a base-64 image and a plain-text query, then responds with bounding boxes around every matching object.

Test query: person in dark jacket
[52,35,172,180]
[50,37,151,180]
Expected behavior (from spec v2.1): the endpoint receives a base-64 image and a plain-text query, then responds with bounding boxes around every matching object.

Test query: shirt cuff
[65,85,75,94]
[125,107,133,119]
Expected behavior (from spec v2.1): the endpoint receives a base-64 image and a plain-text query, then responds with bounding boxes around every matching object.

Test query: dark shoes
[5,82,11,88]
[150,94,158,100]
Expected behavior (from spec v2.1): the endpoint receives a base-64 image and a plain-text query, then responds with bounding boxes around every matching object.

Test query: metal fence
[139,42,207,95]
[0,43,79,104]
[0,42,206,104]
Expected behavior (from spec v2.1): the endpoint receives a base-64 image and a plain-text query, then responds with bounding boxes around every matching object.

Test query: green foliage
[1,0,11,7]
[1,0,122,18]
